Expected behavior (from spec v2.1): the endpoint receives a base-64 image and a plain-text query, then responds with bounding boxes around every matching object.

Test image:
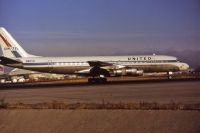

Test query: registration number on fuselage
[26,60,35,63]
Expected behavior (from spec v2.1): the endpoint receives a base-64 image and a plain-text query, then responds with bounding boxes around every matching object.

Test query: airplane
[0,27,189,83]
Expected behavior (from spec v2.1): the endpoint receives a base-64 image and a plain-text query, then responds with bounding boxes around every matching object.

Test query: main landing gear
[88,66,109,83]
[88,77,107,84]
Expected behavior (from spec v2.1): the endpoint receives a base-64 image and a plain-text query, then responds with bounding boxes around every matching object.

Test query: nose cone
[179,63,189,71]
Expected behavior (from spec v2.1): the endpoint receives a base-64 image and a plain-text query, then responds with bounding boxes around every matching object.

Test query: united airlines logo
[128,56,152,61]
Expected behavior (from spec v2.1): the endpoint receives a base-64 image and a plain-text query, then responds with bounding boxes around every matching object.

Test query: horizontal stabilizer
[0,56,22,65]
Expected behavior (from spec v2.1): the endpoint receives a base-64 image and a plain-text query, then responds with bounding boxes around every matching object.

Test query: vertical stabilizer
[0,27,34,58]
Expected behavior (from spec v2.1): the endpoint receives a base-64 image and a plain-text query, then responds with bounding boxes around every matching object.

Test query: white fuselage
[8,55,189,74]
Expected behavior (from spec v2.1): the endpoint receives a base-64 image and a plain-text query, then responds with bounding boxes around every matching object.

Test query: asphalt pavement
[0,80,200,104]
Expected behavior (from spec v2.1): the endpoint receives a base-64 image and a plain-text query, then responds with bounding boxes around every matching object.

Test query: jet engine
[112,68,143,76]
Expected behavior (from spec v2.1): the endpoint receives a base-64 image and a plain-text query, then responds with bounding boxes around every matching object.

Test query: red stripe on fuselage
[0,34,12,47]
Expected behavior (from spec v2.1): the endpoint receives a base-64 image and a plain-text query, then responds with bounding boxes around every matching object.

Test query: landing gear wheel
[88,78,107,84]
[101,78,107,83]
[88,78,95,83]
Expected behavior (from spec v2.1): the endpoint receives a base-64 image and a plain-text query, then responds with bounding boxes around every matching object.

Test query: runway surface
[0,80,200,104]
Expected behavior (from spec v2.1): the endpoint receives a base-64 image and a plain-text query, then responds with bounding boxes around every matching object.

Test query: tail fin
[0,27,35,58]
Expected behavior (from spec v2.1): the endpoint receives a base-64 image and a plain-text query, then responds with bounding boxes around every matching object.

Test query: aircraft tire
[88,78,107,84]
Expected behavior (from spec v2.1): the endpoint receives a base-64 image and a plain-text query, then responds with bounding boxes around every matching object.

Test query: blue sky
[0,0,199,56]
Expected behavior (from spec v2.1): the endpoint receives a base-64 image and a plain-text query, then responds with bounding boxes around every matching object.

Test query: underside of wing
[76,61,125,77]
[0,56,22,66]
[87,61,113,67]
[87,60,125,69]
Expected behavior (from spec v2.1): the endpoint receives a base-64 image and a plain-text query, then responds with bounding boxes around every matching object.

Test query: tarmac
[0,80,199,104]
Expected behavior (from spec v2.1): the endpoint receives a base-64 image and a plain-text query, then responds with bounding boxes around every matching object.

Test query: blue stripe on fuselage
[23,60,177,66]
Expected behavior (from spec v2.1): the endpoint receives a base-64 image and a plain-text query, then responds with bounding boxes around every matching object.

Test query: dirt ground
[1,80,200,133]
[0,110,200,133]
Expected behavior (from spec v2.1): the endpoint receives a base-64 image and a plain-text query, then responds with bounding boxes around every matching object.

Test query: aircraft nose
[185,64,189,69]
[180,63,189,71]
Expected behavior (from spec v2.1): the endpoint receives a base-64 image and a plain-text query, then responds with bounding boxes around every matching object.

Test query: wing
[87,61,113,67]
[88,61,125,69]
[77,60,143,77]
[0,56,22,65]
[76,61,125,77]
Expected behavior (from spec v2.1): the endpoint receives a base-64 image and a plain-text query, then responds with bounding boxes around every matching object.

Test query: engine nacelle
[112,68,143,76]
